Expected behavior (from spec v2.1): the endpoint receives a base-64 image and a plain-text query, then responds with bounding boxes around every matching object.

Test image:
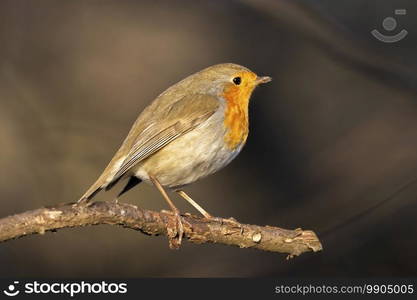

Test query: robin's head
[191,63,271,102]
[186,63,271,149]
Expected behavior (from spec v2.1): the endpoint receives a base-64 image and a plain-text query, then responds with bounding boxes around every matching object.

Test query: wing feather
[111,94,220,181]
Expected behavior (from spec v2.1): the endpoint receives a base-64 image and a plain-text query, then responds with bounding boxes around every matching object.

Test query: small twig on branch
[0,201,322,258]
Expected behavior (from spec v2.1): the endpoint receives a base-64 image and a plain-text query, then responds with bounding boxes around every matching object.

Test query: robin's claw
[166,209,184,249]
[175,211,184,244]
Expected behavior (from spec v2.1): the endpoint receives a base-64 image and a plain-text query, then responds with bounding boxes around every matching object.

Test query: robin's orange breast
[222,80,253,150]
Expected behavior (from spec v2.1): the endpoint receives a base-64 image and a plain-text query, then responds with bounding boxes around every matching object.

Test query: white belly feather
[132,108,245,189]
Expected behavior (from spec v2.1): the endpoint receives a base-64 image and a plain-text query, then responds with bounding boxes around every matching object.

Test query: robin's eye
[232,77,241,85]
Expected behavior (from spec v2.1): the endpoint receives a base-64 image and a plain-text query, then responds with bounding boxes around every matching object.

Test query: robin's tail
[78,174,108,202]
[78,158,121,202]
[79,175,142,203]
[78,169,143,203]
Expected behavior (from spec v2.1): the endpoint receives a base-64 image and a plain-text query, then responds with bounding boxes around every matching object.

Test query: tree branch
[0,201,322,258]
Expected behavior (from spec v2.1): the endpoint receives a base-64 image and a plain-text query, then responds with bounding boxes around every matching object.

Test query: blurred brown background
[1,0,417,277]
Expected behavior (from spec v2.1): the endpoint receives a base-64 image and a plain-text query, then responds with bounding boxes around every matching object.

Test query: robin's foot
[165,208,184,249]
[150,175,185,249]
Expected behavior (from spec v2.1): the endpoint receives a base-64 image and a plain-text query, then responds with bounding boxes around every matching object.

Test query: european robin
[79,63,271,246]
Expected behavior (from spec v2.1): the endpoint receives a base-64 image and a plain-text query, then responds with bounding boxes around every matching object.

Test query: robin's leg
[176,190,212,219]
[176,190,240,227]
[150,176,184,245]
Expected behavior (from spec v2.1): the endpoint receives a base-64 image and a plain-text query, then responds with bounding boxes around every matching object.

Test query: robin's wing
[78,93,220,201]
[110,93,220,184]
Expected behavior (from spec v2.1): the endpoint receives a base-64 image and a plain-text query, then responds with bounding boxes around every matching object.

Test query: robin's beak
[255,76,272,85]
